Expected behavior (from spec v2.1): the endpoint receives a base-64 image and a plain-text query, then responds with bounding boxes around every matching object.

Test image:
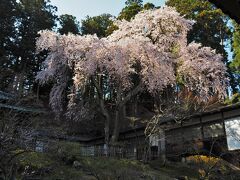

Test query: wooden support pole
[200,116,204,140]
[221,110,228,149]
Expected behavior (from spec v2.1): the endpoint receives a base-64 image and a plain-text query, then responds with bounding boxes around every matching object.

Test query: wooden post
[221,111,227,137]
[221,110,228,149]
[158,128,166,162]
[200,116,204,139]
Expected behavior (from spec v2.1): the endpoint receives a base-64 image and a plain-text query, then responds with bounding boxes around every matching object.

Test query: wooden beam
[200,116,204,139]
[221,110,228,150]
[0,103,47,114]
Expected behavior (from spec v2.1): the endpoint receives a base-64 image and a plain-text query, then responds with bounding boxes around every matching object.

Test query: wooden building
[78,103,240,163]
[28,103,240,164]
[163,103,240,163]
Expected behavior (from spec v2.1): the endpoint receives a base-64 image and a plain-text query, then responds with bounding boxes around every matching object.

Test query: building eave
[209,0,240,24]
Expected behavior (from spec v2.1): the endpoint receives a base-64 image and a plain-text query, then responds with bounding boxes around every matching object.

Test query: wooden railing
[80,145,159,160]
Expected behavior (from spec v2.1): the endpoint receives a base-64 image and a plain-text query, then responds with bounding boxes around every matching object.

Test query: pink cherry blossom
[36,6,228,119]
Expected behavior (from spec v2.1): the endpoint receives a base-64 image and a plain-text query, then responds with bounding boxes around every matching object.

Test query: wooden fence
[80,145,159,160]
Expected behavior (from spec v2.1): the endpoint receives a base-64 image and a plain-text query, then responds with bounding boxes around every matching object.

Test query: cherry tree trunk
[111,105,126,144]
[99,98,110,156]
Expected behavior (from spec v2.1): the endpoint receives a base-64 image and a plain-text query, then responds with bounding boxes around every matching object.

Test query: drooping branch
[36,6,229,144]
[119,81,143,108]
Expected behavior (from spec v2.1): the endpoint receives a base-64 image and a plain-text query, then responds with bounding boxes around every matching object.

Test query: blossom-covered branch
[36,6,228,143]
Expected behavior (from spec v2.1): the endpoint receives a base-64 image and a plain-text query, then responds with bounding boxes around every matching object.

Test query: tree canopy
[166,0,237,92]
[118,0,155,21]
[81,14,114,38]
[58,14,80,35]
[0,0,18,90]
[0,0,57,93]
[230,22,240,96]
[36,7,228,144]
[125,0,143,6]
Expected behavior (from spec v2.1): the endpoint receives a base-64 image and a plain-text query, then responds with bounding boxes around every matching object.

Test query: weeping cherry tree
[36,7,228,147]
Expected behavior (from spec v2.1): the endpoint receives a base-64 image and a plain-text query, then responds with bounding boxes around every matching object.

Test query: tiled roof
[0,90,47,113]
[0,103,47,113]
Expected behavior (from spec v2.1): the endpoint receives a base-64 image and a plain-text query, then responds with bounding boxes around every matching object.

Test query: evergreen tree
[231,23,240,73]
[125,0,143,6]
[0,0,18,90]
[166,0,231,56]
[12,0,57,94]
[230,22,240,93]
[143,2,155,10]
[118,0,155,21]
[118,2,142,21]
[58,14,80,35]
[81,14,114,37]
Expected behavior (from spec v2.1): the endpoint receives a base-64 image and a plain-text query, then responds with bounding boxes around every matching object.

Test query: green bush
[225,93,240,104]
[49,141,82,164]
[18,151,54,169]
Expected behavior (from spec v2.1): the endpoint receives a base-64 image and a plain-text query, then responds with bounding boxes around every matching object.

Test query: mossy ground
[14,142,240,179]
[17,152,170,180]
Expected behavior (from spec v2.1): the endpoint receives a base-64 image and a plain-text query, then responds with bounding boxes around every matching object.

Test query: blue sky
[50,0,166,22]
